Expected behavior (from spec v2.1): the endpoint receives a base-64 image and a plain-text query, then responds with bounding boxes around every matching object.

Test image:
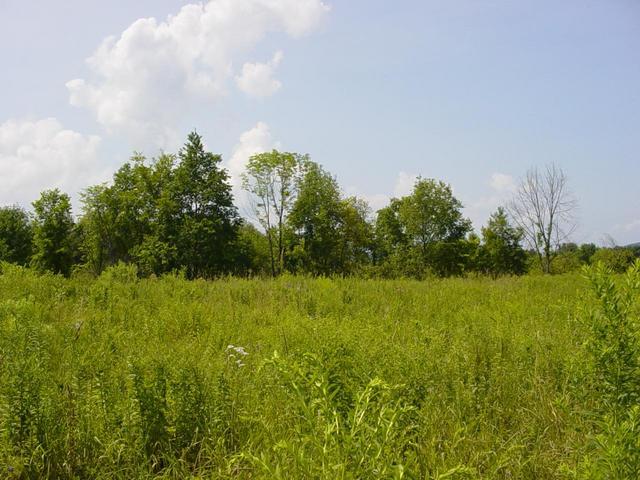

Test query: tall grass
[0,261,636,478]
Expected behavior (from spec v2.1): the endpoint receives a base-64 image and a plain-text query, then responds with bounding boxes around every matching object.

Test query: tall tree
[80,153,177,275]
[397,177,471,256]
[507,164,577,274]
[336,196,373,273]
[372,178,472,277]
[288,161,343,274]
[172,131,240,278]
[242,150,306,276]
[480,207,527,278]
[0,205,33,265]
[288,162,372,275]
[374,199,407,264]
[31,189,75,276]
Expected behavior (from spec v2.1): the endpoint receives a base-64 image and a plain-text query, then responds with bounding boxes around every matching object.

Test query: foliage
[0,205,33,265]
[242,352,417,478]
[479,207,526,278]
[590,247,636,273]
[578,243,598,264]
[374,198,406,263]
[80,132,240,278]
[397,177,471,251]
[3,149,621,280]
[80,153,177,275]
[373,178,472,277]
[242,150,307,276]
[581,260,640,477]
[288,162,371,275]
[231,223,272,276]
[172,131,240,278]
[30,189,76,276]
[0,268,611,478]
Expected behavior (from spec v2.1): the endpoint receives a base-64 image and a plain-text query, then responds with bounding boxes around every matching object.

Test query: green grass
[0,263,636,478]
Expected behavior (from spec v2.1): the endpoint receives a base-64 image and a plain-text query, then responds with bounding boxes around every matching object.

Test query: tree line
[0,132,637,278]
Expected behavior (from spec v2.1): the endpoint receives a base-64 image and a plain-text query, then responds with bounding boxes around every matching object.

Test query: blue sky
[1,0,639,244]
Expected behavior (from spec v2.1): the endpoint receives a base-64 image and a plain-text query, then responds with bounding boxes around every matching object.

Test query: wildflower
[226,344,248,356]
[226,344,249,368]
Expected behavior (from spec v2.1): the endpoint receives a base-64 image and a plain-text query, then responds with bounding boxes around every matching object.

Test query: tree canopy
[0,132,610,279]
[0,205,32,265]
[31,189,75,276]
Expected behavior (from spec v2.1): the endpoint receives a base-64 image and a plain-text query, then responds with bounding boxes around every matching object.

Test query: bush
[590,248,636,273]
[582,260,640,477]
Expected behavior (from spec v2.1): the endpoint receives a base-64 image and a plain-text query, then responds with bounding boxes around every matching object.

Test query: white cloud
[0,118,105,210]
[67,0,329,147]
[464,196,501,230]
[236,51,284,98]
[393,171,418,197]
[489,172,515,192]
[344,171,420,217]
[226,121,279,210]
[464,172,516,231]
[343,186,389,213]
[359,193,390,213]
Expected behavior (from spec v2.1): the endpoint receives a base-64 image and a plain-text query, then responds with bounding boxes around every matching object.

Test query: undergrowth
[0,261,637,478]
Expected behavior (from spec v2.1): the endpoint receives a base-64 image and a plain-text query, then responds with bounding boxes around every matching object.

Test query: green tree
[0,205,33,265]
[31,189,75,275]
[80,184,117,274]
[336,196,373,273]
[397,178,471,255]
[374,177,472,277]
[231,223,272,276]
[591,247,636,273]
[289,162,343,275]
[172,131,240,278]
[578,243,598,264]
[80,132,240,279]
[127,153,178,276]
[288,162,372,275]
[480,207,526,278]
[242,150,306,276]
[80,153,177,275]
[374,199,407,264]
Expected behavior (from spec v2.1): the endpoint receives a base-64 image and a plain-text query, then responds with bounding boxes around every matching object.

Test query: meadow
[0,262,638,479]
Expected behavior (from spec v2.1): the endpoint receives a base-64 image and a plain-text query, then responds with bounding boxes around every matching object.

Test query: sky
[1,0,639,245]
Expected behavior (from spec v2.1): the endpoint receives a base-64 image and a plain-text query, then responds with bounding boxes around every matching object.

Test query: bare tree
[507,164,577,274]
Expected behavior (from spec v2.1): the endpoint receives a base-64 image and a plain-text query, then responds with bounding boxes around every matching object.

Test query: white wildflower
[226,344,249,368]
[226,345,248,356]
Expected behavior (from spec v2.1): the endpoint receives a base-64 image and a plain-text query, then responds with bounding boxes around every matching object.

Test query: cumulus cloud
[66,0,329,147]
[236,51,284,98]
[0,118,105,209]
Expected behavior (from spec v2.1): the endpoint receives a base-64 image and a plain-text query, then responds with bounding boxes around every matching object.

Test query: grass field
[0,263,638,479]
